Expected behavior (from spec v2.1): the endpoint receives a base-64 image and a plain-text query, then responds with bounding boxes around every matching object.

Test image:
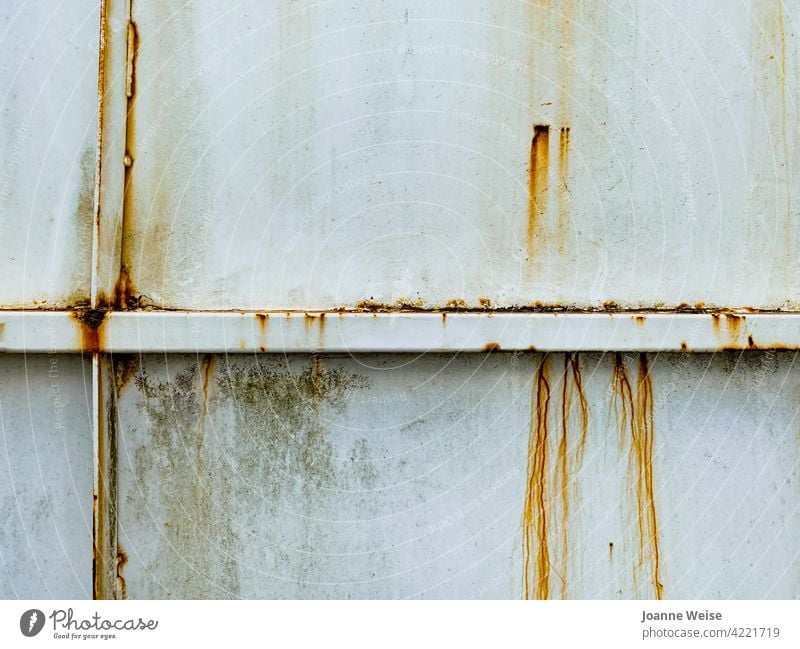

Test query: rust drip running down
[522,356,551,600]
[484,342,502,352]
[555,353,589,599]
[609,542,614,560]
[116,545,128,599]
[611,354,663,599]
[636,355,663,600]
[522,353,589,600]
[527,125,550,261]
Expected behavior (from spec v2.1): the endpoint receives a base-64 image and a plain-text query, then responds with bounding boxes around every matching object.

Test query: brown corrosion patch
[634,315,647,329]
[527,125,550,260]
[725,313,744,343]
[446,298,468,310]
[522,356,551,599]
[483,342,502,352]
[611,354,663,599]
[256,313,269,352]
[680,341,688,351]
[116,545,128,600]
[72,309,108,353]
[609,542,614,560]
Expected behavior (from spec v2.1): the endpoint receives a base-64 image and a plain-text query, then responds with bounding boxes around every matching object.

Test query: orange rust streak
[725,314,744,344]
[556,355,570,599]
[527,125,550,259]
[570,353,589,466]
[555,127,571,253]
[637,355,663,600]
[523,356,551,599]
[612,353,663,599]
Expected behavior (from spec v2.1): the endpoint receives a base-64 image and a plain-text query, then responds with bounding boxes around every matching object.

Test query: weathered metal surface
[118,0,799,311]
[0,355,93,598]
[3,310,800,353]
[115,352,800,598]
[0,1,100,309]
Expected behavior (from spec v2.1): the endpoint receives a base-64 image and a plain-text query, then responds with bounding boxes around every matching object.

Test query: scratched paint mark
[611,354,663,599]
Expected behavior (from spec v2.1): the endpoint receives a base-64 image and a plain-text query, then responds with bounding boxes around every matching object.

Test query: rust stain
[256,313,269,352]
[611,354,663,599]
[445,298,468,310]
[113,356,138,398]
[711,313,721,339]
[483,342,502,352]
[116,545,128,600]
[725,313,745,344]
[478,297,493,309]
[522,356,551,600]
[636,355,663,599]
[568,353,589,466]
[555,126,571,253]
[609,542,614,560]
[527,124,550,261]
[556,355,570,599]
[680,341,688,351]
[117,8,139,311]
[125,21,137,98]
[441,312,447,325]
[197,354,215,483]
[634,315,647,329]
[72,309,108,353]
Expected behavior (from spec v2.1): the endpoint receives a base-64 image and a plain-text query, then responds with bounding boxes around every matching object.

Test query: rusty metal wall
[0,1,99,309]
[114,352,800,599]
[3,0,800,602]
[0,355,93,598]
[121,0,799,311]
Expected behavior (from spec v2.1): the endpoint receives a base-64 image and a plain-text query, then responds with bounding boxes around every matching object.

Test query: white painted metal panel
[3,310,800,354]
[0,355,93,598]
[122,0,799,310]
[116,352,800,598]
[0,1,100,308]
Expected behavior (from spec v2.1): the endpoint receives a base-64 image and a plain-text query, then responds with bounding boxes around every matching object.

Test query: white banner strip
[0,600,797,648]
